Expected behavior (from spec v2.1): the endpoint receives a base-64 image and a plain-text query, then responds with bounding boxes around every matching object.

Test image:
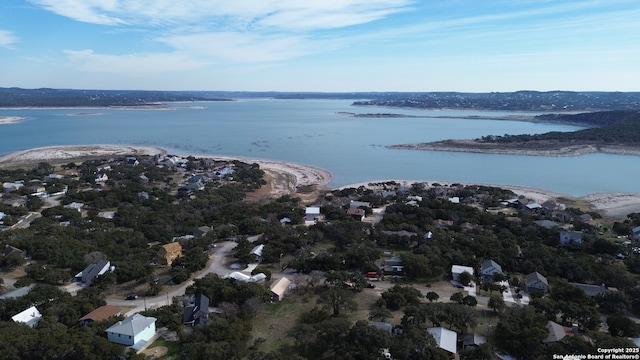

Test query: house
[95,173,108,183]
[48,173,65,180]
[2,197,26,207]
[3,244,26,258]
[480,259,503,282]
[368,321,393,334]
[270,277,292,301]
[79,305,122,325]
[347,207,365,221]
[631,226,640,241]
[534,219,558,229]
[305,207,321,223]
[126,157,139,166]
[427,327,457,355]
[525,271,549,293]
[383,257,403,274]
[462,333,486,349]
[64,202,84,212]
[560,231,583,246]
[349,200,370,209]
[106,313,156,348]
[525,203,543,212]
[192,226,213,237]
[158,243,182,266]
[568,282,614,298]
[138,191,149,200]
[183,294,209,326]
[250,244,264,262]
[187,179,205,191]
[543,321,566,345]
[12,306,42,327]
[76,260,112,285]
[3,182,24,192]
[451,265,474,283]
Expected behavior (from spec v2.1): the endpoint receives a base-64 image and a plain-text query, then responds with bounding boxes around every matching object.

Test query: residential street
[105,240,238,315]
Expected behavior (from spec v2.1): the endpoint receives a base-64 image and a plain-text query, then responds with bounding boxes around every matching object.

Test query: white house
[95,173,109,183]
[106,313,156,348]
[64,202,84,212]
[451,265,474,282]
[12,306,42,328]
[305,207,321,223]
[428,327,457,355]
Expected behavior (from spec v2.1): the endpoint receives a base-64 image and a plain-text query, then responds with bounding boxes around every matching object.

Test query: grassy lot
[146,337,182,359]
[249,286,384,354]
[250,292,318,353]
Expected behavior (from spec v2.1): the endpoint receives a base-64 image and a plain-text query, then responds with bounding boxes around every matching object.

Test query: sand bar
[0,145,638,218]
[0,116,26,124]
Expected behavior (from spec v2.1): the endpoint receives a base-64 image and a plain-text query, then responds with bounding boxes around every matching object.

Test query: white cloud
[159,32,315,63]
[63,49,208,74]
[0,30,18,48]
[30,0,413,30]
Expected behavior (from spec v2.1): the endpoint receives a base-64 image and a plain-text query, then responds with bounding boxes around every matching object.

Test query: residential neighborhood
[0,154,639,359]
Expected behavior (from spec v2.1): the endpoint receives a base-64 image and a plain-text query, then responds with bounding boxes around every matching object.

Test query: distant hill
[0,88,224,107]
[3,88,640,110]
[353,91,640,111]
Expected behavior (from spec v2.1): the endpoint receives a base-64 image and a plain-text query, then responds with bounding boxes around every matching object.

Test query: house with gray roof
[543,321,566,345]
[106,313,156,348]
[183,294,209,326]
[76,260,112,285]
[568,282,614,298]
[480,259,503,282]
[428,327,457,355]
[525,271,549,293]
[560,231,583,246]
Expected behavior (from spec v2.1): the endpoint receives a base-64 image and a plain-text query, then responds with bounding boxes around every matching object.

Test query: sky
[1,0,639,92]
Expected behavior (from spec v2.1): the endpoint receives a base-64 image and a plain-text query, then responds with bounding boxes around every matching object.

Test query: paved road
[106,240,238,315]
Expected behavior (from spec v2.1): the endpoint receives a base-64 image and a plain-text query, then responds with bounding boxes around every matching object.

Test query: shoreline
[0,144,639,218]
[387,142,640,157]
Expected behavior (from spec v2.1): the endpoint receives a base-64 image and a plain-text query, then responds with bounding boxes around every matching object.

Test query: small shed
[270,277,292,301]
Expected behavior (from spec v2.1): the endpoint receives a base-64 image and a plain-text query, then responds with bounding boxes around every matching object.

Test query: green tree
[459,271,473,286]
[317,288,358,316]
[607,316,640,337]
[488,294,505,313]
[426,291,440,302]
[462,295,478,307]
[495,306,548,359]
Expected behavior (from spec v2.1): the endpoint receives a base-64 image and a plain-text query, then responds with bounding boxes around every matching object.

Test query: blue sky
[1,0,639,91]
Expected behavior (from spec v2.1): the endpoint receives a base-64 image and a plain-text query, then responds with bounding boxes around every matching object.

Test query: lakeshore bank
[1,145,639,218]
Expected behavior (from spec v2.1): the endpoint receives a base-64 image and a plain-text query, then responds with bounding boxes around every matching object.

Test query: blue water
[1,99,638,196]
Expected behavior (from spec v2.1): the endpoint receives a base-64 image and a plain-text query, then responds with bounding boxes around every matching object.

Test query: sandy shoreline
[1,144,639,218]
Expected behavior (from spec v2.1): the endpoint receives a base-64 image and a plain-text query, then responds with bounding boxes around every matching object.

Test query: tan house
[158,242,183,265]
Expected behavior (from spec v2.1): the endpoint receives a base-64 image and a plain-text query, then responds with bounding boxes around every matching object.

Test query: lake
[1,99,638,196]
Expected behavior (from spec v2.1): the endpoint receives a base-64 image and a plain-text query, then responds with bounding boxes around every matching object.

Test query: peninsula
[387,110,640,157]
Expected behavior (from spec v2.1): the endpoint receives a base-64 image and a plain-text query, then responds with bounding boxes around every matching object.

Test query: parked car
[126,294,139,300]
[367,283,376,289]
